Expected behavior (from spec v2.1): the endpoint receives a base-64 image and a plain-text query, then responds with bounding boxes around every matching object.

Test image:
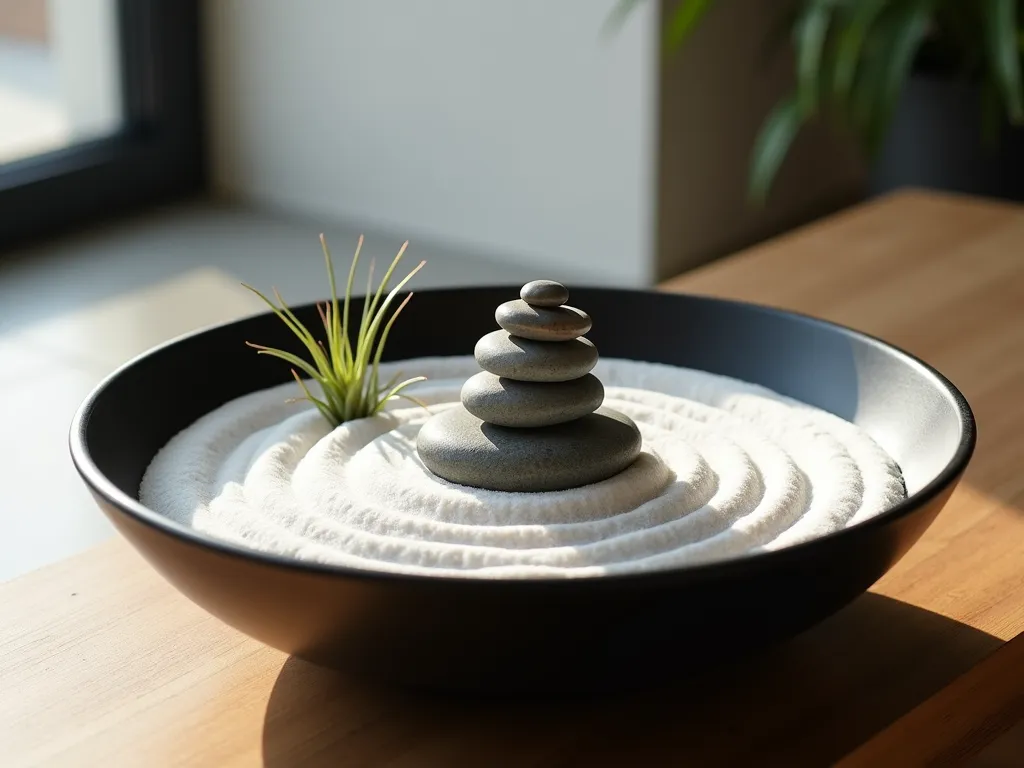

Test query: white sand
[140,356,906,578]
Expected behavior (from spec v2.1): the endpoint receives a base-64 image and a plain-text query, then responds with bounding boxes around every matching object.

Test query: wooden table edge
[838,629,1024,765]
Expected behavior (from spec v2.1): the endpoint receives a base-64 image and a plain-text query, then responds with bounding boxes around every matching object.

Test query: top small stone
[520,280,569,307]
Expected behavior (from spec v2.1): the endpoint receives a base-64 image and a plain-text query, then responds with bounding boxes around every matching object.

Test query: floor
[0,198,540,582]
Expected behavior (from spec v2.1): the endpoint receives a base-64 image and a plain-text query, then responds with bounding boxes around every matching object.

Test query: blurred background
[1,0,1022,578]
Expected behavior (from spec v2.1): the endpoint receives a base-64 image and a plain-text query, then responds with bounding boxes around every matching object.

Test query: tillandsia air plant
[611,0,1024,202]
[243,236,427,427]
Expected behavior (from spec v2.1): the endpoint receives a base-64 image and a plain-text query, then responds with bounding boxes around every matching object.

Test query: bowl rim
[69,285,977,588]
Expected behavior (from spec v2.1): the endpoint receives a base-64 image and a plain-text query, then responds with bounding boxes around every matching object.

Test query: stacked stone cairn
[416,280,641,493]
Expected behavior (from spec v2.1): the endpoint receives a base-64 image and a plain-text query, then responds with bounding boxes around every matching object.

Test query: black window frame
[0,0,204,250]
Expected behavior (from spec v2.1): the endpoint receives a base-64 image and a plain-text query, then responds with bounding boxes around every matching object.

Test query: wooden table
[2,190,1023,767]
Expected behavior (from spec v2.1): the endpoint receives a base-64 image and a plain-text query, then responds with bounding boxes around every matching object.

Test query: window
[0,0,203,249]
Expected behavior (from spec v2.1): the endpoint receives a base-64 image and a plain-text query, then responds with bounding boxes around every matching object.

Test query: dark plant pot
[871,73,1024,200]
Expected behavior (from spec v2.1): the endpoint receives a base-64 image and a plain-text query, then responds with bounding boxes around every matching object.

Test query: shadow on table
[260,592,1002,768]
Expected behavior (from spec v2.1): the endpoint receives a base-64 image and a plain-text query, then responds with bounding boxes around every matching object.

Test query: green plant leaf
[354,259,426,385]
[359,257,377,351]
[245,342,323,382]
[982,0,1024,124]
[664,0,717,50]
[793,0,835,115]
[374,376,428,414]
[831,0,890,100]
[369,243,409,319]
[851,0,933,156]
[748,94,803,204]
[340,235,361,370]
[241,283,333,377]
[602,0,644,39]
[319,235,343,374]
[291,369,337,427]
[271,287,337,383]
[367,291,417,404]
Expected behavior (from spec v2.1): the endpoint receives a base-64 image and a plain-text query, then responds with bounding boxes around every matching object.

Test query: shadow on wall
[260,593,1001,766]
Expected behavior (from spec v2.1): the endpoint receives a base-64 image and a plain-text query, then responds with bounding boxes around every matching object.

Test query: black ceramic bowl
[70,287,975,693]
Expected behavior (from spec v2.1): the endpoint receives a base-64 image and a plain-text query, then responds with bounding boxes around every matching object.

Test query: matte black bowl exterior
[70,287,975,692]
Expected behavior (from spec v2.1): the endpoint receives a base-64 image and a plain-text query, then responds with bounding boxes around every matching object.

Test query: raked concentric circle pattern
[140,356,907,579]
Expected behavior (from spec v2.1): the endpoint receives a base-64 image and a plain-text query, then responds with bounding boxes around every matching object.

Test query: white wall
[206,0,659,287]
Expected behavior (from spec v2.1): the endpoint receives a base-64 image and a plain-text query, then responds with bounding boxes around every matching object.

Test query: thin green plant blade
[983,0,1024,124]
[354,260,426,382]
[245,342,323,382]
[602,0,643,39]
[291,369,337,427]
[748,94,803,204]
[241,283,311,343]
[348,247,411,421]
[850,0,933,157]
[793,0,833,116]
[242,287,333,375]
[664,0,717,51]
[366,291,419,408]
[319,236,345,374]
[359,257,377,354]
[379,369,404,395]
[338,234,362,371]
[374,376,428,414]
[831,0,889,99]
[243,281,334,380]
[270,286,334,376]
[360,243,408,352]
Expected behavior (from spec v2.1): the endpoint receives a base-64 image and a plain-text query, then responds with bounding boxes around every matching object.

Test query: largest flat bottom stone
[416,405,642,493]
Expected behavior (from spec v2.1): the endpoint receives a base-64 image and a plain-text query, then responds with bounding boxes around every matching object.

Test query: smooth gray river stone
[495,300,591,342]
[520,280,569,307]
[460,371,603,427]
[474,330,598,382]
[416,405,643,493]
